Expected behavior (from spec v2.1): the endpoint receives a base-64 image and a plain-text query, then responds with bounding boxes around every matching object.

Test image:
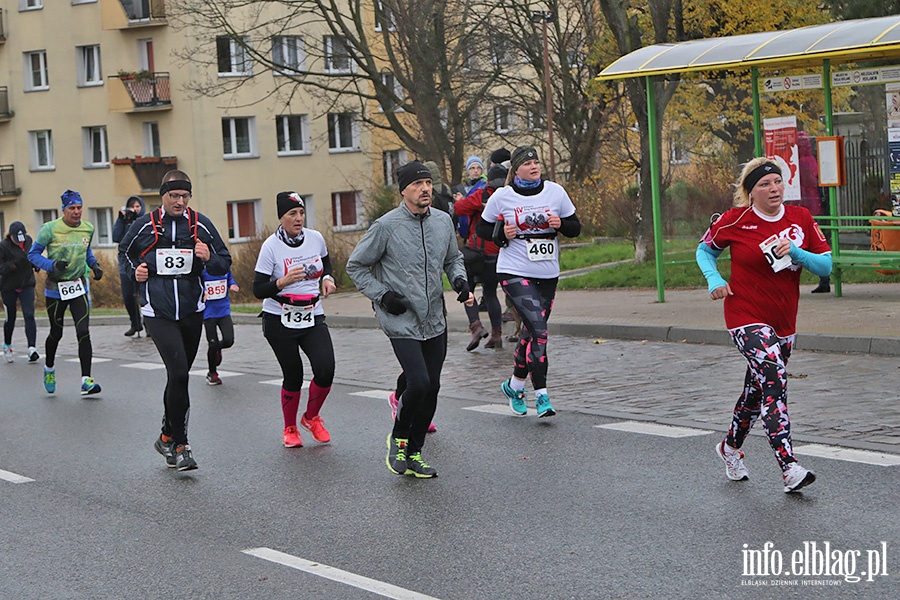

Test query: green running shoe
[43,367,56,394]
[501,378,527,416]
[406,452,437,478]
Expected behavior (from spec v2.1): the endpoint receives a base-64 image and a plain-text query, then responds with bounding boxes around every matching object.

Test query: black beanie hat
[487,164,508,182]
[490,147,511,165]
[277,191,305,218]
[511,146,539,173]
[396,160,432,192]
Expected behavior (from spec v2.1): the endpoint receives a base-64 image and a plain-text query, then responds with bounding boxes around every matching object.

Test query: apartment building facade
[0,0,376,263]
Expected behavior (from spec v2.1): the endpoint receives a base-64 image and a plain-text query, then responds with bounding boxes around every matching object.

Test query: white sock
[534,388,548,399]
[509,377,526,392]
[722,441,738,455]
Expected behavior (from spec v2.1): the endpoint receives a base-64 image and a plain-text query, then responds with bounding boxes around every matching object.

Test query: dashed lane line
[0,468,34,484]
[463,404,522,416]
[188,369,243,379]
[595,421,712,438]
[260,380,309,388]
[350,390,392,400]
[242,547,442,600]
[65,357,111,363]
[122,362,166,370]
[794,444,900,466]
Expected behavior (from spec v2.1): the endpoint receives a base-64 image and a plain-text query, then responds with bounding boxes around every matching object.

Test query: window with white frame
[222,117,257,158]
[28,130,54,170]
[82,126,109,167]
[272,36,304,75]
[76,45,102,86]
[383,150,407,186]
[35,209,58,232]
[331,191,363,230]
[494,105,515,134]
[528,104,546,131]
[143,122,160,157]
[226,199,260,242]
[276,114,309,155]
[327,113,358,151]
[71,0,97,5]
[88,207,114,245]
[23,50,49,91]
[216,36,251,76]
[324,35,351,73]
[20,0,42,10]
[379,71,404,112]
[374,1,396,32]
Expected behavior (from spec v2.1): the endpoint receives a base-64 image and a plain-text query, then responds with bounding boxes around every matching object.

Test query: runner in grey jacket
[347,160,473,478]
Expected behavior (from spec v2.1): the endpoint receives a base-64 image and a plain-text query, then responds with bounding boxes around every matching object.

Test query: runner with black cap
[119,170,232,471]
[347,160,473,478]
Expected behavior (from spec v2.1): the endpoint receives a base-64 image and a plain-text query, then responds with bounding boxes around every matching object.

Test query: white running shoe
[783,463,816,493]
[3,343,13,363]
[715,440,749,481]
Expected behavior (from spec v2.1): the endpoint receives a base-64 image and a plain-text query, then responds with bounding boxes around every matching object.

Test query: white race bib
[58,279,86,301]
[156,248,194,276]
[526,238,557,262]
[759,235,792,273]
[281,303,315,329]
[205,279,228,301]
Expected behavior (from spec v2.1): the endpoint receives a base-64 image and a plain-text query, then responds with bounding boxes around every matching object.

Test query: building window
[23,51,49,91]
[528,105,546,131]
[77,45,102,87]
[374,1,396,32]
[383,150,407,186]
[468,111,482,145]
[276,114,309,155]
[324,35,351,73]
[222,117,257,158]
[143,122,160,157]
[20,0,43,10]
[28,130,54,171]
[272,36,304,75]
[88,207,114,246]
[82,126,109,167]
[490,35,515,66]
[226,199,260,242]
[35,209,58,232]
[331,191,363,231]
[216,36,251,76]
[670,138,690,165]
[379,72,404,112]
[494,106,515,134]
[71,0,98,5]
[327,113,358,151]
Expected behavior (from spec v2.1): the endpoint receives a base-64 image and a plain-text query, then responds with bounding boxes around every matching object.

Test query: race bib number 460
[527,238,557,262]
[281,304,315,329]
[58,279,86,301]
[156,248,194,276]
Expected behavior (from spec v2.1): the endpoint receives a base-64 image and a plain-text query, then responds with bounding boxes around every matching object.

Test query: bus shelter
[596,15,900,300]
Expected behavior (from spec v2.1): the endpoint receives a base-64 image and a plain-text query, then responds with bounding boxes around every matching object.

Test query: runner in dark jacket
[0,222,38,362]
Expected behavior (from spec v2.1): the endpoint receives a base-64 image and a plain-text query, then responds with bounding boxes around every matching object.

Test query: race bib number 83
[156,248,194,276]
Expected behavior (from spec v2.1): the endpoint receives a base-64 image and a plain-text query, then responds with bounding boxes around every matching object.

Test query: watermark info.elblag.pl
[741,541,889,586]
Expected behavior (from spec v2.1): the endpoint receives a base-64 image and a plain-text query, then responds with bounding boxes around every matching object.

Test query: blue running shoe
[81,377,101,396]
[501,378,527,416]
[535,393,556,418]
[43,367,56,394]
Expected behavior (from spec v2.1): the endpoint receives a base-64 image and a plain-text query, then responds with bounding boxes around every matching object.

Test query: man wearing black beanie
[347,160,474,478]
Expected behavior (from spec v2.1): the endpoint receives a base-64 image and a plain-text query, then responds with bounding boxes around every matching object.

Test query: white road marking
[122,362,166,370]
[794,444,900,466]
[189,369,243,378]
[596,421,712,438]
[243,547,441,600]
[260,379,309,388]
[66,357,111,363]
[351,389,392,400]
[463,404,523,416]
[0,468,34,484]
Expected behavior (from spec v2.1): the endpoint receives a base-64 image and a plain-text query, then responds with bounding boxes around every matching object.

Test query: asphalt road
[1,347,896,599]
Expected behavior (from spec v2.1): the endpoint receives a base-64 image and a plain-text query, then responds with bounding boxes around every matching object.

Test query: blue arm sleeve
[86,246,98,269]
[788,243,832,277]
[696,243,728,294]
[227,270,237,288]
[28,241,55,272]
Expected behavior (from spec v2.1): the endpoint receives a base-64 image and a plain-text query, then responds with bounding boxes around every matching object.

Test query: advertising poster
[763,116,800,201]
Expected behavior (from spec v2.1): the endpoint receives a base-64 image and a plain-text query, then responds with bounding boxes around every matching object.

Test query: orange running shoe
[283,425,303,448]
[300,414,331,444]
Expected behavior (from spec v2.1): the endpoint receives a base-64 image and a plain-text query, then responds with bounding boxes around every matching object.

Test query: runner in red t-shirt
[697,157,832,493]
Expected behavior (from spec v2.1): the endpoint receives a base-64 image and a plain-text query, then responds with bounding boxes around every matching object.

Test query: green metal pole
[646,76,665,303]
[752,67,763,157]
[823,59,841,297]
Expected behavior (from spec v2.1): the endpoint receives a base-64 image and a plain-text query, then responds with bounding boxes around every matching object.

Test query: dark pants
[464,255,502,328]
[2,286,37,347]
[261,313,335,392]
[204,315,235,373]
[145,313,204,446]
[45,295,92,375]
[389,331,447,454]
[119,271,142,331]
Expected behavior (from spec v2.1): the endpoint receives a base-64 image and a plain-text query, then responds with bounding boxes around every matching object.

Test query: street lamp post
[531,10,556,180]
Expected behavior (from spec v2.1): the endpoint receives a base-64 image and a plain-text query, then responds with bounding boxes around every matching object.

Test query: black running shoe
[386,434,409,475]
[154,436,176,468]
[172,444,198,471]
[406,452,438,478]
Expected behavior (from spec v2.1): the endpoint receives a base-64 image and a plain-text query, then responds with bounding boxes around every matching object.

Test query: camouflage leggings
[726,324,797,472]
[499,274,557,390]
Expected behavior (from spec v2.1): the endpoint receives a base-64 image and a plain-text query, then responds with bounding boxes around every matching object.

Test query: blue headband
[61,190,83,209]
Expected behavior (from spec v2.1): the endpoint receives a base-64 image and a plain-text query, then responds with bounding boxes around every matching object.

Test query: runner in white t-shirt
[477,146,581,418]
[253,192,337,448]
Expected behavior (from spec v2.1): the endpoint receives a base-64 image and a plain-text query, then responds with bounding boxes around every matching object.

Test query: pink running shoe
[300,414,331,444]
[390,391,437,433]
[282,425,303,448]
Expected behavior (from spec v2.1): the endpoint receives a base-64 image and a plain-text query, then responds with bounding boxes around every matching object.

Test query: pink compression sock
[281,388,301,428]
[304,382,332,420]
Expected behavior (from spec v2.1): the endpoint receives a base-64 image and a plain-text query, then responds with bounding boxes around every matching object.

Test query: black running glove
[452,277,470,303]
[92,264,103,281]
[52,260,69,276]
[380,290,408,315]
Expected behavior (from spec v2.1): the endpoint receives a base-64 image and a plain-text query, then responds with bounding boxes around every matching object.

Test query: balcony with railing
[0,165,18,201]
[100,0,167,30]
[0,87,11,122]
[108,72,173,112]
[111,155,178,194]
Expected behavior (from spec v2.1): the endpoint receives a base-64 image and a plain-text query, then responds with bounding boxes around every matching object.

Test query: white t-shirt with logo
[481,181,577,279]
[254,229,329,317]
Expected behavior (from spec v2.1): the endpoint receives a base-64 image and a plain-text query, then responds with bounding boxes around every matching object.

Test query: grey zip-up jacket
[347,202,466,340]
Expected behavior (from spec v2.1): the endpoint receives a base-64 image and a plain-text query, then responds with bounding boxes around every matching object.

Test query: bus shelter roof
[596,15,900,80]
